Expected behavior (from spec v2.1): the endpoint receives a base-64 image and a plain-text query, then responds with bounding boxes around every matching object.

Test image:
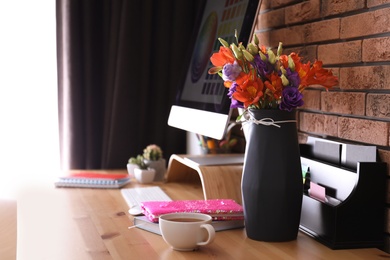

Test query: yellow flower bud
[288,55,295,71]
[280,66,287,75]
[232,43,243,59]
[247,43,259,55]
[218,38,229,47]
[208,66,222,74]
[277,42,283,56]
[267,49,276,64]
[243,50,254,62]
[281,74,289,86]
[253,34,259,45]
[259,51,267,61]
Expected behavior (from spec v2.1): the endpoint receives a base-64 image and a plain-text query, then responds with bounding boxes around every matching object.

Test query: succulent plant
[143,144,163,161]
[128,155,147,169]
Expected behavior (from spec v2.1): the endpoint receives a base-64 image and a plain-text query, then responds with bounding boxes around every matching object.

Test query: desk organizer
[299,141,387,249]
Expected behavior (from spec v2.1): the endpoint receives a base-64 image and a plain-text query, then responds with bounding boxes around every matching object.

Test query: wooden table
[14,170,390,259]
[0,199,17,260]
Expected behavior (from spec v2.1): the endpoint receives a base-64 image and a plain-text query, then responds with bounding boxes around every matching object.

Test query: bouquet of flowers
[208,32,338,117]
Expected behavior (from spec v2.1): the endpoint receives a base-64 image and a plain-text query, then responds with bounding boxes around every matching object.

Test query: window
[0,1,59,198]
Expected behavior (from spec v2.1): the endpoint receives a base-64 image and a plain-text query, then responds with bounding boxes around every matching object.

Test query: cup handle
[196,224,215,246]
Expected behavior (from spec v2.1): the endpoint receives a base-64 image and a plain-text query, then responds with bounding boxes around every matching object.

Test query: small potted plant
[127,155,143,176]
[143,144,166,181]
[128,155,155,184]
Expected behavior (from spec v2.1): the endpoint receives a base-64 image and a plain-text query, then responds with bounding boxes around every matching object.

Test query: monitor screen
[168,0,261,140]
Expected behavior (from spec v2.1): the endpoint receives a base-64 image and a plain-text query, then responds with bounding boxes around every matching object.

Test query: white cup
[159,212,215,251]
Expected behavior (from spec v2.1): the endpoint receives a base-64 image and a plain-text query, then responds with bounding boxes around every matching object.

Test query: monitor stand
[183,154,245,166]
[166,154,244,204]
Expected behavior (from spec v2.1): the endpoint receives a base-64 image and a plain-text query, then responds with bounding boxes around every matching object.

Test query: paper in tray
[141,199,244,223]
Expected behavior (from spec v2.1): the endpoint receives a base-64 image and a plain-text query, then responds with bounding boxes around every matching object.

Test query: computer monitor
[168,0,261,140]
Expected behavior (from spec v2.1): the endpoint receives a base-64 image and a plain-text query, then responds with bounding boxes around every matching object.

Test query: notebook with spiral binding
[55,171,131,188]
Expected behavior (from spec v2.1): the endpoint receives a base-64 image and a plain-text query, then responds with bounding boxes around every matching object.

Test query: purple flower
[254,55,273,79]
[222,61,242,81]
[285,68,300,88]
[279,87,304,111]
[227,82,244,109]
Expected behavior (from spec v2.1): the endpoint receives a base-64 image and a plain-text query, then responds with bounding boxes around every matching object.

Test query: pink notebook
[140,199,244,223]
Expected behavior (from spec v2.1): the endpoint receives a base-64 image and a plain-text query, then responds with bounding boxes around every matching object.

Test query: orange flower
[279,54,289,68]
[300,61,338,89]
[232,73,264,108]
[209,46,235,67]
[264,72,283,99]
[259,45,267,54]
[289,53,303,72]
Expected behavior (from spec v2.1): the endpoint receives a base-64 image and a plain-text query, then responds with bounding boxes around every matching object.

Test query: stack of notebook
[55,171,131,188]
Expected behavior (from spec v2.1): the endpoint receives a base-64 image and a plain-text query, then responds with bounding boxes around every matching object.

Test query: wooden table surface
[0,199,17,260]
[14,170,390,260]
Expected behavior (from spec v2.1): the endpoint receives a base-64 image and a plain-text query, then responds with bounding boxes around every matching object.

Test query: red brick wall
[255,0,390,251]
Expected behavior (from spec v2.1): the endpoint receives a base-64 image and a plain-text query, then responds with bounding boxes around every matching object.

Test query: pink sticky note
[309,182,326,202]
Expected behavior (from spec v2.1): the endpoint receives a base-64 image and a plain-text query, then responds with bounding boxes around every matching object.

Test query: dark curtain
[56,0,205,169]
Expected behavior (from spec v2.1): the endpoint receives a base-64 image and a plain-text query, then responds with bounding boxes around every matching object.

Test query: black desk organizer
[299,140,387,249]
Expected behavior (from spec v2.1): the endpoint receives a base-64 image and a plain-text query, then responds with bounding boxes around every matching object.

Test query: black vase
[241,109,303,241]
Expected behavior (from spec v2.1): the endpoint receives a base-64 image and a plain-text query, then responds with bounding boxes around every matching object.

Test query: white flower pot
[127,163,140,178]
[144,159,166,181]
[134,168,156,184]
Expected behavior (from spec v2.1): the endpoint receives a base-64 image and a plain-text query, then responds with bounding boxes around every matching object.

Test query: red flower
[264,72,283,99]
[232,72,264,108]
[300,61,339,90]
[209,46,236,74]
[279,54,289,68]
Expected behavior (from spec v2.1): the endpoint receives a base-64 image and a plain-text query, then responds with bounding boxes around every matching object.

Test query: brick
[255,31,271,47]
[323,114,338,136]
[322,0,365,17]
[269,27,304,46]
[260,0,271,10]
[301,89,321,110]
[299,112,324,133]
[297,132,309,144]
[366,94,390,119]
[362,36,390,62]
[299,112,338,137]
[367,0,390,8]
[285,0,321,25]
[268,21,339,47]
[327,67,340,89]
[257,9,285,30]
[341,8,390,39]
[270,0,300,9]
[340,65,390,90]
[318,40,362,65]
[321,91,366,115]
[338,117,389,146]
[304,19,340,43]
[284,45,317,63]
